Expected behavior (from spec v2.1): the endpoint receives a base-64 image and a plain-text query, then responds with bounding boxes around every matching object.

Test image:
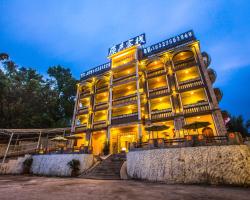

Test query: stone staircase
[80,153,126,180]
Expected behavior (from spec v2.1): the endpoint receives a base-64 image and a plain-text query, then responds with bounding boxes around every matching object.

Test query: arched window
[172,51,194,64]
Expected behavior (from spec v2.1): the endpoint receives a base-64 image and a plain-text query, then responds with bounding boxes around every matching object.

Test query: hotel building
[71,30,227,155]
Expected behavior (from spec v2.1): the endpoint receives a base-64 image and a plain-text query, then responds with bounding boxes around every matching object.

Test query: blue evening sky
[0,0,250,120]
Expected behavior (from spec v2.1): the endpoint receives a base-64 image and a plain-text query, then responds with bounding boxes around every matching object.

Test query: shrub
[103,141,110,156]
[67,159,80,176]
[23,157,33,174]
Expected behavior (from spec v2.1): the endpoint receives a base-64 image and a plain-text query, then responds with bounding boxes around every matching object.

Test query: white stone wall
[127,145,250,186]
[0,154,32,175]
[31,154,94,176]
[0,154,94,176]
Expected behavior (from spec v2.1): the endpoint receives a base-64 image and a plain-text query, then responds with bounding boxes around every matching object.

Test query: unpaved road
[0,175,249,200]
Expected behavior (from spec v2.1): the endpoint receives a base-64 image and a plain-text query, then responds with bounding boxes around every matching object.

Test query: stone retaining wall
[0,154,32,175]
[32,154,94,176]
[0,154,94,176]
[127,145,250,186]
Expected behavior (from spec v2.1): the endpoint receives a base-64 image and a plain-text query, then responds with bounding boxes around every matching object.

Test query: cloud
[207,37,250,85]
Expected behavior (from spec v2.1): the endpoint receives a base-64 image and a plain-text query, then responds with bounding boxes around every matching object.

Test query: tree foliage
[0,53,77,128]
[226,113,250,138]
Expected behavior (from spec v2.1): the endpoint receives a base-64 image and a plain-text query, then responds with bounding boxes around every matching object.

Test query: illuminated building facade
[71,30,227,155]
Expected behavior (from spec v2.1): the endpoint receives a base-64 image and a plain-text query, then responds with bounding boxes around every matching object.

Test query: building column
[71,84,80,133]
[2,132,14,164]
[108,72,113,141]
[135,49,142,138]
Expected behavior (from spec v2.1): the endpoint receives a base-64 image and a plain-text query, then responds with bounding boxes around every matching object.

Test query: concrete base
[127,145,250,186]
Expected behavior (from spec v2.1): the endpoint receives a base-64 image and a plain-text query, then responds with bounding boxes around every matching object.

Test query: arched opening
[172,50,194,64]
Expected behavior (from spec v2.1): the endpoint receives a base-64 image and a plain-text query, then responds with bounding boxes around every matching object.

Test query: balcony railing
[174,59,197,71]
[93,120,107,130]
[111,113,138,125]
[96,85,108,93]
[183,101,210,114]
[178,77,203,91]
[112,73,137,86]
[77,107,88,115]
[147,68,166,78]
[151,109,173,121]
[80,91,91,98]
[149,86,169,99]
[94,102,108,111]
[75,124,87,133]
[113,94,137,106]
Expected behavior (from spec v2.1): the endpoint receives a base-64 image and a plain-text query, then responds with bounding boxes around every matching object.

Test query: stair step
[79,154,126,180]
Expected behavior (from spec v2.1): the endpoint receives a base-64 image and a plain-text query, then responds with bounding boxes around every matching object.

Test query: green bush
[103,141,110,155]
[67,159,80,176]
[23,157,33,174]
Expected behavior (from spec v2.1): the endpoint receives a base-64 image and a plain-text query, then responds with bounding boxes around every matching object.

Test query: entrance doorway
[91,131,106,155]
[110,127,137,154]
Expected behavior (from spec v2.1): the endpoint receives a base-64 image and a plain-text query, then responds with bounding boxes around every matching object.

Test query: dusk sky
[0,0,249,120]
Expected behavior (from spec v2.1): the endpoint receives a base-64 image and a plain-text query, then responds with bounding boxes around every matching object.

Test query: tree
[0,53,77,128]
[47,65,77,126]
[226,115,249,138]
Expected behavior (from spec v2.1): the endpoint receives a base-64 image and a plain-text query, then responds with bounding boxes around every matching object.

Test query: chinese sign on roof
[80,62,111,80]
[142,30,195,56]
[108,33,146,56]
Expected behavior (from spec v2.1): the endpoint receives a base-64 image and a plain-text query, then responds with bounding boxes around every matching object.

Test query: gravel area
[0,175,249,200]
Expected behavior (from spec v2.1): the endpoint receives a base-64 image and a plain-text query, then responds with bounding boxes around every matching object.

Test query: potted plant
[23,157,33,174]
[67,159,80,177]
[103,141,110,156]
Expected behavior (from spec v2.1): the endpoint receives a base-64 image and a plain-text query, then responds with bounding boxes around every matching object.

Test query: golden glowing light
[185,70,189,74]
[127,86,131,90]
[190,91,194,95]
[159,98,162,102]
[196,116,201,119]
[127,70,130,74]
[157,78,160,82]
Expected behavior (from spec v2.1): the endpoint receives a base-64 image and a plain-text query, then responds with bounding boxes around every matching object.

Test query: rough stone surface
[120,161,129,180]
[31,154,94,176]
[127,145,250,186]
[0,154,32,175]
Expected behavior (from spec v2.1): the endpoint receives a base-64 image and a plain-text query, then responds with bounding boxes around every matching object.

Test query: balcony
[75,124,88,133]
[214,88,223,103]
[77,107,88,115]
[173,58,197,71]
[112,73,137,86]
[96,85,108,93]
[147,68,166,79]
[112,94,137,107]
[92,120,107,130]
[207,68,217,84]
[178,77,203,91]
[94,102,108,111]
[148,86,169,99]
[151,109,173,121]
[183,101,210,115]
[80,91,91,98]
[111,113,139,125]
[112,55,135,68]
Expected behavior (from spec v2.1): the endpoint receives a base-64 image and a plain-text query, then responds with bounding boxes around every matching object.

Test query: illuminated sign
[142,30,195,56]
[108,33,146,56]
[80,62,111,80]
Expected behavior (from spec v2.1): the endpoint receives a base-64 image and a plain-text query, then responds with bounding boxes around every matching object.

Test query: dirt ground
[0,175,249,200]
